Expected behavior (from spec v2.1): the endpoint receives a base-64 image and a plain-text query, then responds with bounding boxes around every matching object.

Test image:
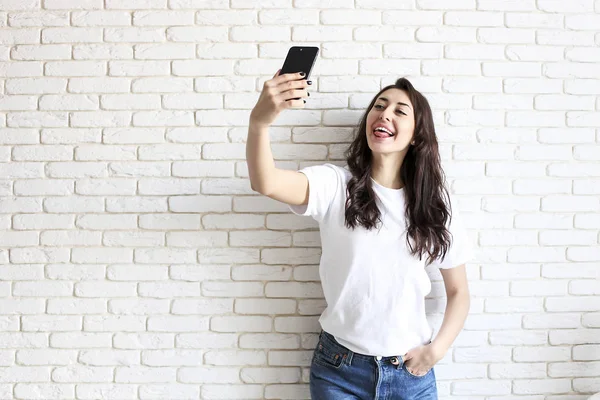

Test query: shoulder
[301,162,351,183]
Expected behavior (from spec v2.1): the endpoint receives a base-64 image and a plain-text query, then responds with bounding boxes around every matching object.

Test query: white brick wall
[0,1,599,399]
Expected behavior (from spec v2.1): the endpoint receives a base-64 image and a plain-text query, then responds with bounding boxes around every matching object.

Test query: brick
[68,77,131,93]
[132,77,193,93]
[443,77,501,93]
[108,60,169,76]
[45,0,102,9]
[417,26,476,42]
[13,179,73,196]
[101,94,161,110]
[539,0,594,12]
[41,231,102,246]
[10,44,71,61]
[166,26,227,42]
[105,27,164,44]
[172,0,229,7]
[134,43,196,60]
[133,11,194,26]
[295,0,350,6]
[7,112,68,128]
[42,27,102,43]
[0,95,38,111]
[230,26,290,42]
[39,95,99,110]
[0,28,40,45]
[6,77,66,94]
[172,161,233,178]
[0,0,39,10]
[133,111,194,127]
[73,44,133,60]
[103,128,164,144]
[194,76,254,92]
[8,11,69,27]
[0,61,43,77]
[71,111,132,128]
[321,9,380,25]
[197,43,256,59]
[71,11,132,26]
[513,378,572,395]
[506,12,564,28]
[45,61,106,77]
[196,10,257,25]
[106,0,166,7]
[172,60,233,76]
[293,26,350,42]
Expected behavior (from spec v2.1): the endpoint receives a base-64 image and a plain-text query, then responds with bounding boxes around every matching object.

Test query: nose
[379,107,393,121]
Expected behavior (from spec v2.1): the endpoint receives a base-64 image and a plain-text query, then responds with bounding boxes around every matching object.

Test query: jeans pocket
[312,332,347,369]
[403,363,432,378]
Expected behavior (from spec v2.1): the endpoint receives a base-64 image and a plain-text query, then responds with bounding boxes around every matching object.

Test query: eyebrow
[377,97,411,110]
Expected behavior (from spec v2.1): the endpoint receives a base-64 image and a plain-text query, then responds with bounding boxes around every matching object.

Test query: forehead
[375,88,412,108]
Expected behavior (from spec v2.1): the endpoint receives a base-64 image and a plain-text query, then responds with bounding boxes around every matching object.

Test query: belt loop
[345,349,354,366]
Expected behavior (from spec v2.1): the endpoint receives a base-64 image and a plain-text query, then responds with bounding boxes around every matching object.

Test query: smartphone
[280,46,319,80]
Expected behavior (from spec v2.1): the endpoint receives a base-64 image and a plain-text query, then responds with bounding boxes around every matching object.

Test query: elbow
[447,289,470,308]
[249,180,269,195]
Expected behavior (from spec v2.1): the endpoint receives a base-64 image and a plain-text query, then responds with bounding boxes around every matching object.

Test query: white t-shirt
[288,163,473,357]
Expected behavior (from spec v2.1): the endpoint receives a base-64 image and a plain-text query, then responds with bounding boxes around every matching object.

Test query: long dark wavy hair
[343,77,452,266]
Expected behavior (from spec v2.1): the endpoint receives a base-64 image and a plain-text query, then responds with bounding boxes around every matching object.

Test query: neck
[370,152,406,190]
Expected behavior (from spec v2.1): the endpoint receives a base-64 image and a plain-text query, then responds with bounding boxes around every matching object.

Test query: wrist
[429,341,448,361]
[249,113,269,130]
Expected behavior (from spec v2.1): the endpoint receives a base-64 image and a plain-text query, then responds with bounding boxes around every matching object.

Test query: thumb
[403,351,413,361]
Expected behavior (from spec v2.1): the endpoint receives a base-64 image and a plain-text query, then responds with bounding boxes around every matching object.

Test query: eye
[374,104,384,110]
[396,110,406,115]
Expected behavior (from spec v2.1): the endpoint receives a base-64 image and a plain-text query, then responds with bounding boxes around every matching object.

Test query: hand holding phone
[249,47,319,127]
[250,70,310,127]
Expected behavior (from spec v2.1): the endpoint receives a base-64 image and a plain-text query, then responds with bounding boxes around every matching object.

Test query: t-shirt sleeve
[288,163,340,222]
[431,198,474,269]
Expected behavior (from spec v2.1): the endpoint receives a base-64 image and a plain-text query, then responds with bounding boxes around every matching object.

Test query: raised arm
[246,70,311,206]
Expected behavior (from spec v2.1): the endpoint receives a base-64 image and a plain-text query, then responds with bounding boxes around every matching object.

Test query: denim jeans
[310,330,438,400]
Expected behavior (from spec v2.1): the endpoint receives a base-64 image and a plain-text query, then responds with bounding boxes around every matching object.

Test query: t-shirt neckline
[370,177,405,192]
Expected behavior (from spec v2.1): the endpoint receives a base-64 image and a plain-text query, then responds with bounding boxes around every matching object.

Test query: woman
[246,70,472,399]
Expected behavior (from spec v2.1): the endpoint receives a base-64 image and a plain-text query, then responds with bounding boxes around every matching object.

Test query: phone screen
[280,46,319,78]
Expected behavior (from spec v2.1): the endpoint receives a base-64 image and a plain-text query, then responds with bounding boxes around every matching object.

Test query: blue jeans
[310,330,438,400]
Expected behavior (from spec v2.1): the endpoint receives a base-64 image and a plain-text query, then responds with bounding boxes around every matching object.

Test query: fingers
[274,71,306,85]
[275,78,309,96]
[281,89,309,102]
[283,98,306,109]
[406,361,428,376]
[263,74,308,99]
[272,69,281,79]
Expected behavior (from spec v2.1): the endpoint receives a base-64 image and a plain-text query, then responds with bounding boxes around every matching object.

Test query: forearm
[430,290,470,357]
[246,119,276,194]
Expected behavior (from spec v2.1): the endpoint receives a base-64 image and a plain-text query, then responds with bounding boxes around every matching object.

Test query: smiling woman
[247,74,472,400]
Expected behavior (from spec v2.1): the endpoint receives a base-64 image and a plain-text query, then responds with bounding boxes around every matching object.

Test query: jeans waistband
[320,330,404,363]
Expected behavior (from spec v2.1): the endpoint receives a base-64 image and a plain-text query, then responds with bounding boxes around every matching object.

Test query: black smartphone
[280,46,319,80]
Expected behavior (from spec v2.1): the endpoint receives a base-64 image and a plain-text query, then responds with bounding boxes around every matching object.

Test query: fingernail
[303,100,306,103]
[307,92,310,97]
[307,80,312,85]
[300,72,305,77]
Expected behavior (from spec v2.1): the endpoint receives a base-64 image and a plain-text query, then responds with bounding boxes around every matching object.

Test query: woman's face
[365,88,415,154]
